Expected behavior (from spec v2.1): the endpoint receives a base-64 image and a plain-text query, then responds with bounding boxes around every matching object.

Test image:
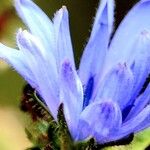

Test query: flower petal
[125,83,150,121]
[53,6,75,69]
[110,105,150,141]
[0,43,37,87]
[79,0,114,97]
[133,106,150,133]
[16,30,59,118]
[14,0,55,56]
[60,60,83,138]
[129,30,150,101]
[119,30,150,119]
[105,0,150,71]
[95,63,134,109]
[77,100,122,143]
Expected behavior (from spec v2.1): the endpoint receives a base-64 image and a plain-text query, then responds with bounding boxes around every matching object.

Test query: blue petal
[133,105,150,133]
[110,105,150,141]
[16,30,59,118]
[105,0,150,71]
[53,6,75,69]
[14,0,55,57]
[95,63,134,109]
[118,30,150,118]
[79,0,114,98]
[129,30,150,101]
[0,43,37,87]
[77,100,122,143]
[60,60,83,138]
[125,83,150,121]
[76,119,91,141]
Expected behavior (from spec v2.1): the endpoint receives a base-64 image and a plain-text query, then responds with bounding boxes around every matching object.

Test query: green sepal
[73,138,98,150]
[47,120,60,150]
[25,120,50,148]
[57,103,74,150]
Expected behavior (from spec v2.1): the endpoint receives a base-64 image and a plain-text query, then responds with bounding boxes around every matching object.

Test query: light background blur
[0,0,150,149]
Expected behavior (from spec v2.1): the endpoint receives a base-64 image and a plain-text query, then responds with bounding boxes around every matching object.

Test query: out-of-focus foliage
[0,0,149,150]
[0,108,31,150]
[0,0,24,46]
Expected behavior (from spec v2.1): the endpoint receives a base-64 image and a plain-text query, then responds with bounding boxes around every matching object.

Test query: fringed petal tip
[106,0,150,70]
[53,5,75,69]
[17,29,35,45]
[53,5,68,18]
[16,28,49,60]
[53,6,68,28]
[92,0,115,36]
[16,29,36,51]
[16,28,30,45]
[79,0,115,98]
[14,0,55,58]
[60,5,68,18]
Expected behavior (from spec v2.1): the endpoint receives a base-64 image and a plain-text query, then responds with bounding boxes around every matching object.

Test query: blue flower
[0,0,150,144]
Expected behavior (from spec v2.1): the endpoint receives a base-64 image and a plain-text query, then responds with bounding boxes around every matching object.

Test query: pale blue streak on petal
[105,0,150,72]
[77,100,122,143]
[79,0,114,97]
[60,60,83,138]
[17,30,59,118]
[96,63,134,109]
[14,0,55,57]
[53,6,75,69]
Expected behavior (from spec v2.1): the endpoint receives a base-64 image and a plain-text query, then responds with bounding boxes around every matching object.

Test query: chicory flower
[0,0,150,144]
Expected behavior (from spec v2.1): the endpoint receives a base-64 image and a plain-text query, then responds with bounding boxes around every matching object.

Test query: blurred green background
[0,0,150,149]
